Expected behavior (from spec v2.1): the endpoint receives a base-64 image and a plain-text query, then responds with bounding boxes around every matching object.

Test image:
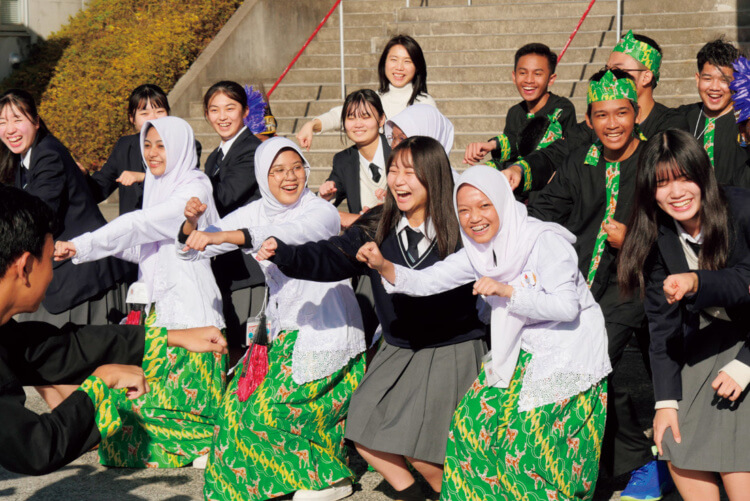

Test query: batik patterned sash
[702,117,716,166]
[584,143,621,288]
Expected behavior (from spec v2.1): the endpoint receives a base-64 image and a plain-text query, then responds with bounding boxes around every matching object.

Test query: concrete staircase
[183,0,750,191]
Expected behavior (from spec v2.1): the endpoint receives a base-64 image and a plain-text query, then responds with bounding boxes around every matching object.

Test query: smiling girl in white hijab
[53,116,227,469]
[178,136,366,501]
[358,164,611,500]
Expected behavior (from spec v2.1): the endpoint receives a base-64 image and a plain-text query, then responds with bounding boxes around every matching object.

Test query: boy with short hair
[504,31,689,194]
[678,38,748,185]
[0,186,226,475]
[528,69,674,501]
[464,42,575,187]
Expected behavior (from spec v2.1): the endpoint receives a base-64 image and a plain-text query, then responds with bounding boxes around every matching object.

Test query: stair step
[397,1,616,22]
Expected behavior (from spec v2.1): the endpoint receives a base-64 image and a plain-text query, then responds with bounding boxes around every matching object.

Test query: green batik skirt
[204,330,366,501]
[99,308,228,468]
[442,350,607,501]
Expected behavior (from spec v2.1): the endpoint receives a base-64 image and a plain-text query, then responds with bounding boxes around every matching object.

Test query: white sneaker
[292,479,353,500]
[191,454,208,469]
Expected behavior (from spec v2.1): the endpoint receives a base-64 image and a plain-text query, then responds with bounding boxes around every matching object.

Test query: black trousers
[598,288,654,476]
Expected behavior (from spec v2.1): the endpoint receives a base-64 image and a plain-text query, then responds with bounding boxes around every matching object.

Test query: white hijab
[455,165,576,387]
[139,116,217,296]
[141,116,211,209]
[385,103,454,156]
[253,136,316,222]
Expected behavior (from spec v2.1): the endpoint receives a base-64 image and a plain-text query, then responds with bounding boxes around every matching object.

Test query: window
[1,0,24,25]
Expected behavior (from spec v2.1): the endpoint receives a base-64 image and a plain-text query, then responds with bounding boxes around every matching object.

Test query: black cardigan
[0,320,146,475]
[645,186,750,401]
[270,225,486,350]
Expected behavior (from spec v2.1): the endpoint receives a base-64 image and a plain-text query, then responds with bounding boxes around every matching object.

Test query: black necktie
[404,227,423,262]
[212,149,224,177]
[19,166,27,189]
[687,240,701,257]
[369,163,381,183]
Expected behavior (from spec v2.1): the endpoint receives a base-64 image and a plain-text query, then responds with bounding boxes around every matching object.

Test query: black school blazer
[328,135,391,214]
[205,127,262,218]
[645,186,750,402]
[88,133,203,215]
[205,128,264,289]
[15,133,130,314]
[0,319,146,475]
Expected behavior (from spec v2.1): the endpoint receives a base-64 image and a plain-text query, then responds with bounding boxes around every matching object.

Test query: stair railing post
[616,0,622,41]
[339,0,345,100]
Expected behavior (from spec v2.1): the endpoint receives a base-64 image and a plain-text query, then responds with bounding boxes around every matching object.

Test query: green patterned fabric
[585,154,621,288]
[492,133,513,163]
[702,117,717,166]
[612,30,662,83]
[98,308,228,468]
[204,329,366,501]
[442,351,607,500]
[587,70,638,106]
[518,159,533,192]
[78,376,122,440]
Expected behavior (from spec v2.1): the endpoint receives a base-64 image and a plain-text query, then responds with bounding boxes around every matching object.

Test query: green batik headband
[587,70,638,105]
[612,30,662,83]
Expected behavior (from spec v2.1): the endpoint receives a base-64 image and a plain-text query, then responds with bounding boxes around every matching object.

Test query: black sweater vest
[372,232,486,349]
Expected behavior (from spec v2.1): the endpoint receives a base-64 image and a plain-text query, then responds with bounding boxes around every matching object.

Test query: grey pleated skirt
[16,282,128,328]
[345,337,487,464]
[660,319,750,472]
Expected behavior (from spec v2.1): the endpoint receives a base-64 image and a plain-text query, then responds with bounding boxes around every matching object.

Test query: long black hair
[619,129,730,296]
[375,136,459,259]
[0,89,49,185]
[378,35,428,106]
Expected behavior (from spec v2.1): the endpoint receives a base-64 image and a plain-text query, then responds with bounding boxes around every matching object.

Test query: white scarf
[384,103,454,156]
[455,165,576,387]
[139,116,218,299]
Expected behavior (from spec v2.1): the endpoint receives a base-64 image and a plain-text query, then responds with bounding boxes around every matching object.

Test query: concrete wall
[28,0,88,39]
[169,0,335,118]
[0,0,88,81]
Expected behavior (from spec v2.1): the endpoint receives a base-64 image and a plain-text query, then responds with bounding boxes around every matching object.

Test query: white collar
[358,136,385,170]
[674,220,703,245]
[396,214,435,242]
[21,148,32,169]
[220,126,247,156]
[387,83,414,97]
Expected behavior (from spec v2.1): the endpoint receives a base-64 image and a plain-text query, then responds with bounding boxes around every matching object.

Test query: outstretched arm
[265,230,369,282]
[358,244,475,296]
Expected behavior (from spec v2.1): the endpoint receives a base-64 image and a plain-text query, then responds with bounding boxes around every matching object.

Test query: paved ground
[0,347,691,501]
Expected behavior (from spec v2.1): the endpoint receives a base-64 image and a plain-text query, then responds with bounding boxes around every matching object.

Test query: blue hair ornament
[243,85,268,134]
[730,56,750,124]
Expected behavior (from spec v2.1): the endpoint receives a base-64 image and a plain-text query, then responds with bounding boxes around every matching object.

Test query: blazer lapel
[347,146,362,213]
[657,222,690,274]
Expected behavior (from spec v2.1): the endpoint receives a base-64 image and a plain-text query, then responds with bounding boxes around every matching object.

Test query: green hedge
[1,0,241,169]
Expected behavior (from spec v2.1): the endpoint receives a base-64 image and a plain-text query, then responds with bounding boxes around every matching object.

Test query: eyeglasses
[268,164,305,181]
